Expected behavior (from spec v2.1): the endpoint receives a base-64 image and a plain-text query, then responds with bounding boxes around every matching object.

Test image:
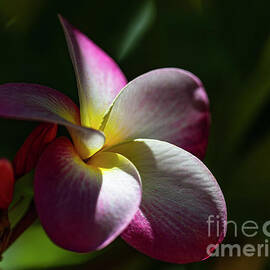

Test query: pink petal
[109,139,227,263]
[0,83,105,159]
[34,137,142,252]
[59,15,127,129]
[102,68,210,159]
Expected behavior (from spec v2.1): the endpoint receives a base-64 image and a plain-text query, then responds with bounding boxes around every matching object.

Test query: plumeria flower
[0,16,226,263]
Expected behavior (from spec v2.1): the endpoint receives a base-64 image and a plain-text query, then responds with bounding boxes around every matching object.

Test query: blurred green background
[1,0,270,269]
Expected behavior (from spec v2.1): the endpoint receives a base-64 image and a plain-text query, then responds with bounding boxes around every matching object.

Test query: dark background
[0,0,270,269]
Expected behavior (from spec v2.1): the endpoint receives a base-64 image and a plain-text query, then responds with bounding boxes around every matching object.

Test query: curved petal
[59,15,127,129]
[34,137,142,252]
[102,68,210,159]
[109,139,227,264]
[0,83,105,159]
[0,159,14,209]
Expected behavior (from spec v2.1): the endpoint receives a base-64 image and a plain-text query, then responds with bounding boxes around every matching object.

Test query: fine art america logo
[207,215,270,257]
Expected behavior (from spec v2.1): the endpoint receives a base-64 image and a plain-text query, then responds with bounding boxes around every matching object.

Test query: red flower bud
[13,123,58,178]
[0,159,14,209]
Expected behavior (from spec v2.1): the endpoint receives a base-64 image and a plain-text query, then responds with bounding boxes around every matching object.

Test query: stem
[0,167,38,257]
[0,210,10,259]
[6,200,37,249]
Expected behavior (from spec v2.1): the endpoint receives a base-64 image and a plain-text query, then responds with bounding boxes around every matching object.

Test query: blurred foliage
[0,0,270,269]
[116,0,156,61]
[213,256,267,270]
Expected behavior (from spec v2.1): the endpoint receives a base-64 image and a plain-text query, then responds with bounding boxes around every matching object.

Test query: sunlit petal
[34,137,141,252]
[0,83,105,159]
[109,139,226,263]
[59,15,127,129]
[102,68,210,159]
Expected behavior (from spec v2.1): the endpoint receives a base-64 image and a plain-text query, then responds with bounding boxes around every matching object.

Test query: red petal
[0,159,15,209]
[13,123,57,178]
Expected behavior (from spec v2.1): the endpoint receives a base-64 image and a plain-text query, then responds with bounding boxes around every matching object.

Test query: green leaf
[8,171,34,227]
[1,224,96,269]
[116,0,156,61]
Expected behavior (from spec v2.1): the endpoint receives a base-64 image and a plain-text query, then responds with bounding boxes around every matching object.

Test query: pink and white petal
[59,15,127,129]
[102,68,210,160]
[108,139,227,264]
[34,137,142,252]
[0,83,105,158]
